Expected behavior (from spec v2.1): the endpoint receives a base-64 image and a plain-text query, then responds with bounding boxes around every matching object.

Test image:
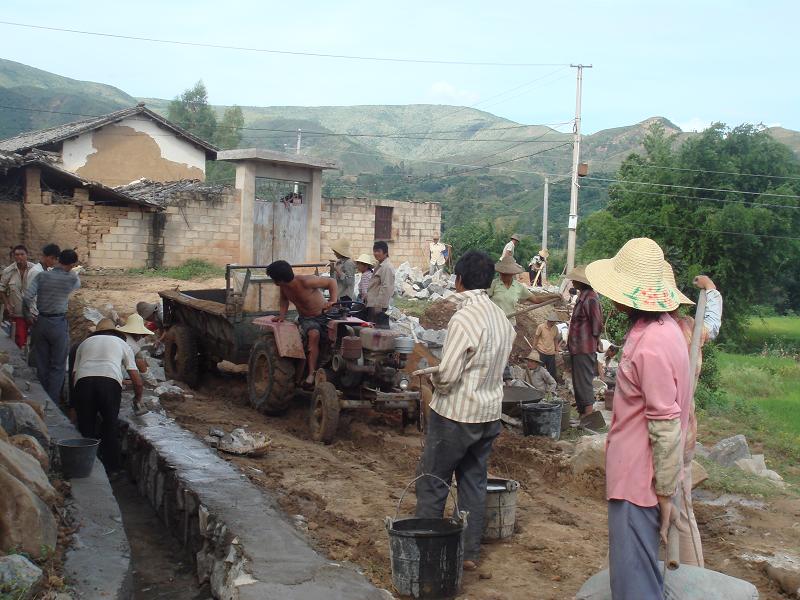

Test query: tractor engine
[331,328,414,391]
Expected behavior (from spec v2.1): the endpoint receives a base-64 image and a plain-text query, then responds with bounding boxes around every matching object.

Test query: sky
[1,0,797,134]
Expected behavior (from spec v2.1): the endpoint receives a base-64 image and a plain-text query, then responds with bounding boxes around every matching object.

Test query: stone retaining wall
[120,411,384,600]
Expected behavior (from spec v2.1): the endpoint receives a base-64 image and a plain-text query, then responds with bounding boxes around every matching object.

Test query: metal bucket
[483,477,519,540]
[57,438,99,479]
[386,474,466,599]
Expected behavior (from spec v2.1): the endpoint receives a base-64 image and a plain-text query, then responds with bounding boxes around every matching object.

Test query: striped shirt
[24,268,80,316]
[429,289,516,423]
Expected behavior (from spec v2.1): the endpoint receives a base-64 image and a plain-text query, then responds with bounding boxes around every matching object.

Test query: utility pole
[566,64,591,273]
[295,128,302,154]
[541,176,549,281]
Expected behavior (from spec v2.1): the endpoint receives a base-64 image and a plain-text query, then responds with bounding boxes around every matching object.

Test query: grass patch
[394,297,431,319]
[744,315,800,353]
[696,347,800,491]
[695,456,785,498]
[127,260,224,281]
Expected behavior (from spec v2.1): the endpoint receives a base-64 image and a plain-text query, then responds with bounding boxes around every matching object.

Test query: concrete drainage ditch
[118,409,386,600]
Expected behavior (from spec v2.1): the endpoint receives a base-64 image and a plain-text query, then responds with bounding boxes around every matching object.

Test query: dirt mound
[67,296,93,345]
[419,299,457,330]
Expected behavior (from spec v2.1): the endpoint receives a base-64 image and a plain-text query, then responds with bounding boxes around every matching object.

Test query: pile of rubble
[393,262,457,301]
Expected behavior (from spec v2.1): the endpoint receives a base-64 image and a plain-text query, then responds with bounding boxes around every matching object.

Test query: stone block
[0,554,43,595]
[0,403,49,448]
[0,438,57,504]
[709,434,751,468]
[571,433,607,476]
[690,460,708,489]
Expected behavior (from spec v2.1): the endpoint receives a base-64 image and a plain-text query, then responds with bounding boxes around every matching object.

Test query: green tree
[167,80,217,143]
[578,122,800,341]
[215,105,244,150]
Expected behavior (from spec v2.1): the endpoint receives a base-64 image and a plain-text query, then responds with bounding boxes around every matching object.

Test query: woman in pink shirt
[586,238,692,600]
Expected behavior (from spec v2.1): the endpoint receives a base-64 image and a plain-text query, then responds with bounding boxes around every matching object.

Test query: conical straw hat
[495,255,524,274]
[566,265,591,286]
[331,239,352,258]
[538,249,550,258]
[662,262,694,306]
[354,253,376,267]
[526,350,542,362]
[117,313,154,336]
[585,238,680,312]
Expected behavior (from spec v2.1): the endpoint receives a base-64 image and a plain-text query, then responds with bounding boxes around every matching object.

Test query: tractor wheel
[248,335,297,415]
[309,382,340,444]
[163,325,200,388]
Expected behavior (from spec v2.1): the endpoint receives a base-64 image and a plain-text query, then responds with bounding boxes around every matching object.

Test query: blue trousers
[33,315,69,403]
[415,410,501,560]
[608,499,663,599]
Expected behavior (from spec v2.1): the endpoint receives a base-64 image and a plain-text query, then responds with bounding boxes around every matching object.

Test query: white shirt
[74,335,138,385]
[501,241,515,259]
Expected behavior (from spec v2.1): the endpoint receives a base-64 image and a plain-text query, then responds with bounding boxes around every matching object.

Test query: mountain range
[3,57,799,180]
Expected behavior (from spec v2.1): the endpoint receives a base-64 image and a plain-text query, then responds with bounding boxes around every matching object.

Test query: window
[374,206,393,240]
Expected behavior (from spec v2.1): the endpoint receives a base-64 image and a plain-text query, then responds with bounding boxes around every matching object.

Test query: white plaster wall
[61,133,97,171]
[60,117,206,174]
[121,117,206,173]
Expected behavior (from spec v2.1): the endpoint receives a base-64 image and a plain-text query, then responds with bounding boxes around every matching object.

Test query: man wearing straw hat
[584,238,691,600]
[528,248,549,286]
[533,311,562,380]
[329,240,356,301]
[354,253,376,304]
[72,318,143,476]
[522,350,556,395]
[117,312,154,374]
[565,265,604,420]
[500,233,521,260]
[488,255,539,326]
[415,250,515,572]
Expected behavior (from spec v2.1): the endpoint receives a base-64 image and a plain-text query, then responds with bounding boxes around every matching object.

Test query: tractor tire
[309,382,340,444]
[163,325,200,388]
[248,335,296,415]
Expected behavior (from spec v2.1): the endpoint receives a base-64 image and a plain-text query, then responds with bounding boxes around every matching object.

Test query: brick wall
[320,197,442,269]
[90,190,241,268]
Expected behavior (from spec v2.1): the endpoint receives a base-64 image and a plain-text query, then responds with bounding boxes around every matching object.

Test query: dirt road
[80,273,796,599]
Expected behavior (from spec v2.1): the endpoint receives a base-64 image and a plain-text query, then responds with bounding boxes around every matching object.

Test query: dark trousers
[608,499,663,599]
[415,410,501,561]
[571,352,596,414]
[33,315,69,403]
[539,352,557,380]
[367,307,390,329]
[75,376,123,472]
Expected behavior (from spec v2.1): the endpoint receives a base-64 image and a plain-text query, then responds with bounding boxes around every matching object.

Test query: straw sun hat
[331,239,352,258]
[585,238,681,312]
[538,249,550,258]
[495,255,524,275]
[566,265,591,286]
[526,350,542,363]
[117,313,154,336]
[91,318,126,339]
[510,233,522,242]
[662,261,694,306]
[355,253,376,267]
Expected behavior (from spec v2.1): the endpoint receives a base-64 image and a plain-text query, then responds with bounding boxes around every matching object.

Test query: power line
[587,160,800,182]
[0,21,569,67]
[581,185,800,210]
[584,176,800,200]
[0,104,573,142]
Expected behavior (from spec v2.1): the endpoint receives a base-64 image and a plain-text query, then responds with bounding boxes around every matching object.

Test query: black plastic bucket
[386,474,466,599]
[57,438,100,479]
[521,402,562,440]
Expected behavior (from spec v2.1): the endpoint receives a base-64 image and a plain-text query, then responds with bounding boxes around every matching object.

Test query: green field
[744,315,800,352]
[697,317,800,491]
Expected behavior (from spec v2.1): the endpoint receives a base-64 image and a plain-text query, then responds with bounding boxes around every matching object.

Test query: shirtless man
[266,260,338,386]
